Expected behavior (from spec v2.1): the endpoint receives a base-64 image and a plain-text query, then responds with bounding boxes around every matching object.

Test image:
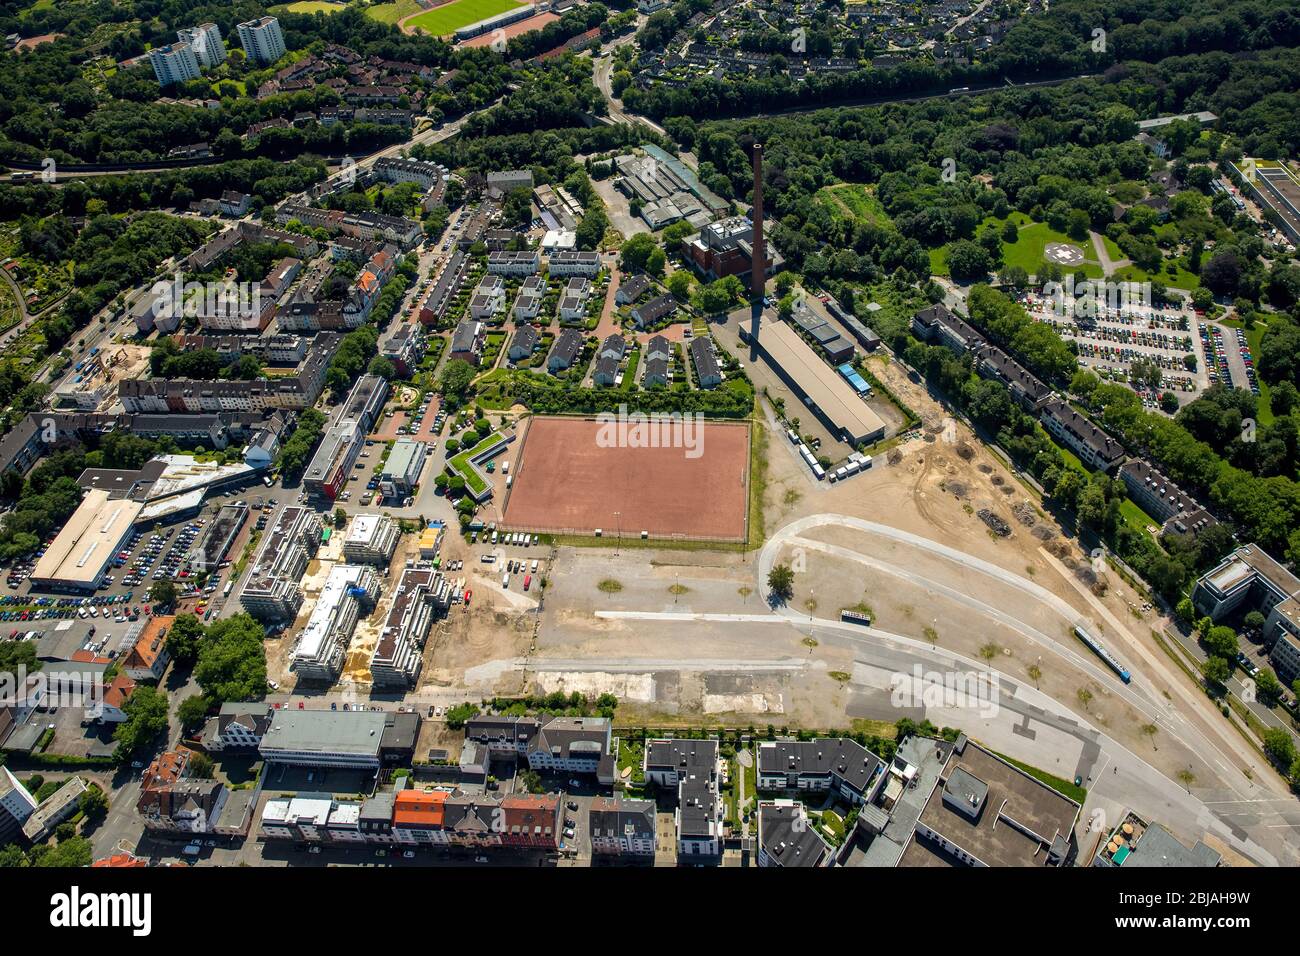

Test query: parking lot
[1020,294,1207,411]
[0,478,280,657]
[1201,321,1261,397]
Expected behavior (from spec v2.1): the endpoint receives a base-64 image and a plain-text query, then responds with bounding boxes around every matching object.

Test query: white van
[502,574,510,589]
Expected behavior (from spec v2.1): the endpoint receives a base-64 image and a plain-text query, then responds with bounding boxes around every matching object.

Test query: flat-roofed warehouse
[739,317,886,445]
[31,490,143,591]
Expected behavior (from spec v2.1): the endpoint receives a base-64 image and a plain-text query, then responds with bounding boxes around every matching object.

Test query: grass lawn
[364,0,422,25]
[1042,425,1090,476]
[814,183,893,228]
[1119,498,1158,537]
[1244,320,1275,425]
[929,212,1103,280]
[993,750,1088,805]
[269,0,347,13]
[621,348,640,390]
[1113,261,1201,292]
[448,431,504,495]
[406,0,523,35]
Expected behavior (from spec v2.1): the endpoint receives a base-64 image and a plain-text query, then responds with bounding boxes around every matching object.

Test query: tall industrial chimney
[751,143,765,305]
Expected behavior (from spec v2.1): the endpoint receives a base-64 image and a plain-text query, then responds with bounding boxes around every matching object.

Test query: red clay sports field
[500,416,751,541]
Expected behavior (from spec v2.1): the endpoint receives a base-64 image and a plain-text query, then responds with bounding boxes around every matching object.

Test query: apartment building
[119,615,172,683]
[689,336,722,389]
[910,303,984,354]
[136,749,230,835]
[379,439,427,499]
[1119,458,1219,538]
[289,564,380,683]
[757,737,886,805]
[450,319,486,365]
[469,274,507,320]
[1041,399,1126,473]
[380,322,425,376]
[487,250,540,276]
[643,738,719,788]
[239,505,323,621]
[261,793,354,843]
[462,715,615,779]
[630,294,676,330]
[374,156,447,189]
[757,799,833,868]
[642,334,671,388]
[487,169,535,195]
[615,274,650,305]
[512,275,545,321]
[0,767,37,846]
[120,333,340,414]
[342,514,400,566]
[588,797,656,857]
[547,250,601,277]
[370,564,450,689]
[302,419,363,501]
[547,328,583,373]
[149,42,201,87]
[593,334,626,387]
[509,324,541,362]
[178,22,225,68]
[558,277,592,323]
[973,344,1052,411]
[201,702,272,752]
[236,16,286,64]
[642,738,724,857]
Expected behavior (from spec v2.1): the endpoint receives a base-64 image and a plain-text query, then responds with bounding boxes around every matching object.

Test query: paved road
[751,512,1298,864]
[597,603,1297,866]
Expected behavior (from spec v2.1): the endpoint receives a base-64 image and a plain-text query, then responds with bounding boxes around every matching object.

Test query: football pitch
[406,0,524,35]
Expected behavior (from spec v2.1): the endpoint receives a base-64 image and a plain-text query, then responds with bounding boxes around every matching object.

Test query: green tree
[149,579,178,608]
[1202,655,1231,689]
[444,702,480,729]
[165,613,206,664]
[1263,727,1297,769]
[767,564,795,603]
[1253,668,1281,704]
[113,685,170,759]
[667,270,692,301]
[194,614,267,704]
[177,694,212,732]
[438,359,477,406]
[1202,625,1239,660]
[78,786,108,821]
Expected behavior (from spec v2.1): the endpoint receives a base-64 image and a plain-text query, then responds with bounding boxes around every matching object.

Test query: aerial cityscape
[0,0,1296,903]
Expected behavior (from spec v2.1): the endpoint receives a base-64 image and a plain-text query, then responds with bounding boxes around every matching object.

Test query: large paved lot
[501,416,751,541]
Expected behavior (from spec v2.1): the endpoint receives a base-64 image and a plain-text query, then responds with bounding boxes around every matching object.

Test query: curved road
[749,512,1297,860]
